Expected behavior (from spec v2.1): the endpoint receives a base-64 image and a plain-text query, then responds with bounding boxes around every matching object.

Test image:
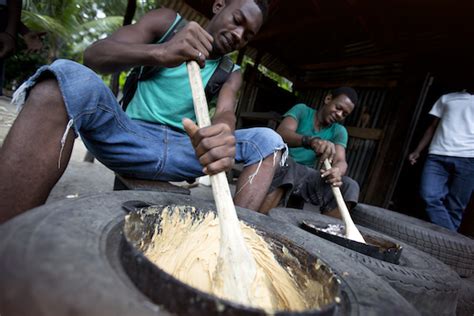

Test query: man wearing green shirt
[260,87,360,217]
[0,0,287,223]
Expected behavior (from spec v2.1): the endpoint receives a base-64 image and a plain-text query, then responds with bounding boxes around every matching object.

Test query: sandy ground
[0,95,216,206]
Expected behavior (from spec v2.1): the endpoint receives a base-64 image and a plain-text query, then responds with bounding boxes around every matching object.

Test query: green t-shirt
[125,14,239,131]
[285,103,348,166]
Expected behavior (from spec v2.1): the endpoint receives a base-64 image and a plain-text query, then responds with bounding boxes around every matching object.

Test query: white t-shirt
[429,92,474,158]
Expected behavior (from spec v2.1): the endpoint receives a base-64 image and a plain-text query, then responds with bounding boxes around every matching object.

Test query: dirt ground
[0,95,215,206]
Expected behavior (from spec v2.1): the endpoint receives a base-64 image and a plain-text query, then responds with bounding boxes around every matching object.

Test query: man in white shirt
[408,91,474,231]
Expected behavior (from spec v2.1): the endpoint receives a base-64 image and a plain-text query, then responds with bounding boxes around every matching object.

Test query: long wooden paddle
[323,159,366,244]
[186,61,256,305]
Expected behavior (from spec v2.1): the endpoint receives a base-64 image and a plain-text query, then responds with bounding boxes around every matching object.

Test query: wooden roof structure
[182,0,474,86]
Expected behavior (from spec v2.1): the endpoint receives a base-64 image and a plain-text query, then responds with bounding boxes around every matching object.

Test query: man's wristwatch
[301,136,313,149]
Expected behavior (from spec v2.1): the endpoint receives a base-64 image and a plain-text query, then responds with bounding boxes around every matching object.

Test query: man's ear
[324,94,332,105]
[212,0,226,14]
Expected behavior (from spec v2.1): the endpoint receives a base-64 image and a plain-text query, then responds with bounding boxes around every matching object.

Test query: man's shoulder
[325,123,348,147]
[331,123,348,134]
[139,8,178,35]
[286,103,311,115]
[145,7,178,20]
[441,92,472,103]
[293,103,310,110]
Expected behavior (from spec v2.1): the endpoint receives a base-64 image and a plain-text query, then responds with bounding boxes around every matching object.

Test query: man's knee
[27,78,63,107]
[341,176,360,203]
[237,127,285,166]
[252,127,284,150]
[419,186,440,205]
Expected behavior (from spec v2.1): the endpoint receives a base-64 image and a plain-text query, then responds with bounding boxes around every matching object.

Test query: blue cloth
[420,154,474,230]
[17,59,285,182]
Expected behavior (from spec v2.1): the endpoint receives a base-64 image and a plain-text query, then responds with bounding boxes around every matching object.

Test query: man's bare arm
[212,70,242,131]
[408,116,440,165]
[276,116,304,147]
[332,145,348,175]
[321,144,347,187]
[183,71,242,175]
[84,8,213,73]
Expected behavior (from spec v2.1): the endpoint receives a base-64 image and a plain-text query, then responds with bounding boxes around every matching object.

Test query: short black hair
[331,87,358,106]
[227,0,269,22]
[253,0,269,22]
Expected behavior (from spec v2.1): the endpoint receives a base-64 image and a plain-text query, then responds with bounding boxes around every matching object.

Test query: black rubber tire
[351,203,474,278]
[0,191,419,316]
[269,208,461,316]
[457,277,474,316]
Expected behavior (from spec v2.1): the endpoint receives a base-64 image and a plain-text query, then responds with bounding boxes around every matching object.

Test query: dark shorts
[269,157,360,213]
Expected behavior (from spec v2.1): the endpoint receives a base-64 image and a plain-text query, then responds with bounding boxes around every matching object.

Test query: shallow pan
[300,220,402,264]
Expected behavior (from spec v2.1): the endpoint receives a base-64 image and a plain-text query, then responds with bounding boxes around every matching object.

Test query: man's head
[206,0,268,55]
[318,87,358,126]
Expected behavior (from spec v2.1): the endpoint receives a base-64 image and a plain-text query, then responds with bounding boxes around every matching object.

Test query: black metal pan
[300,220,402,264]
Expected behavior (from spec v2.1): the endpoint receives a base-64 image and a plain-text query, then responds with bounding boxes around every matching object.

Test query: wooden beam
[239,111,282,121]
[347,127,383,141]
[236,47,246,66]
[295,79,398,89]
[300,54,405,71]
[255,16,332,42]
[123,0,137,26]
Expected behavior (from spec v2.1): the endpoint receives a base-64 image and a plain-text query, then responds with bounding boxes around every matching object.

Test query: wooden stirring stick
[186,61,256,305]
[323,159,366,244]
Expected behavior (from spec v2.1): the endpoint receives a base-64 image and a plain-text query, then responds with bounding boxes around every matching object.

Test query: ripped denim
[12,59,287,182]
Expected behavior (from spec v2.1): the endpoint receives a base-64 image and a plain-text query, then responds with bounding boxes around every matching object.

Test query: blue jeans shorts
[13,59,286,182]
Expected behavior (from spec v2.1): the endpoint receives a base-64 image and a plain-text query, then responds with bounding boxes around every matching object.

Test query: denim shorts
[13,59,286,182]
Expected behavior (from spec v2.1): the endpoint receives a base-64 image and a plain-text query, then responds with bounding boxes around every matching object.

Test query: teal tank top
[126,14,239,131]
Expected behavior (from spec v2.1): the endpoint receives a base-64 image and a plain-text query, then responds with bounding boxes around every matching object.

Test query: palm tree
[21,0,125,62]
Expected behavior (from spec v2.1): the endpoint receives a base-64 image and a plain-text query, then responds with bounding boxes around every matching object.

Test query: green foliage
[232,53,294,92]
[7,0,294,98]
[257,64,293,92]
[5,0,133,90]
[22,10,69,38]
[20,0,126,61]
[73,16,124,55]
[4,39,49,90]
